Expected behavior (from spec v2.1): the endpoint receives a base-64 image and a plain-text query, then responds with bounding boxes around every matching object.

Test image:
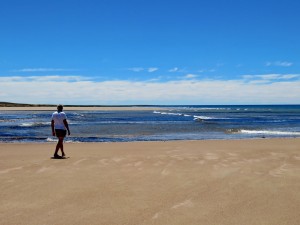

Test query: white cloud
[197,68,216,73]
[11,68,75,72]
[1,75,300,104]
[127,67,144,72]
[169,67,179,72]
[0,76,88,82]
[243,74,300,81]
[280,74,300,79]
[243,74,281,80]
[266,61,293,67]
[127,67,158,73]
[168,67,187,73]
[184,74,198,79]
[148,67,158,72]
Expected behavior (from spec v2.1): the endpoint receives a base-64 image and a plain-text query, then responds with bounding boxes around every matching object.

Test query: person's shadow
[51,156,70,159]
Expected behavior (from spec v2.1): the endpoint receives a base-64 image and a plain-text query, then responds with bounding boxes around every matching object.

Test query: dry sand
[1,139,300,225]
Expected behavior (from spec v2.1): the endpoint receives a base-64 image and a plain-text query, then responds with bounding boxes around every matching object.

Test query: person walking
[51,104,70,158]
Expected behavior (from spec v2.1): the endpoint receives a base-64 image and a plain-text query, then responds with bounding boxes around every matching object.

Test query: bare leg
[60,138,65,157]
[54,137,64,157]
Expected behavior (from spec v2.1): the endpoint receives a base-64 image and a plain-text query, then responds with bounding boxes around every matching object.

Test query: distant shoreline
[1,102,299,111]
[1,102,299,108]
[0,106,164,111]
[0,102,165,111]
[0,102,160,108]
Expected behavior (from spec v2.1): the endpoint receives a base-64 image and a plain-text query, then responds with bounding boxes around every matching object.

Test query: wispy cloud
[243,74,300,81]
[197,69,216,73]
[0,76,90,82]
[11,68,76,72]
[168,67,186,73]
[1,75,300,104]
[184,74,198,79]
[169,67,179,72]
[265,61,293,67]
[127,67,158,73]
[148,67,158,73]
[127,67,144,72]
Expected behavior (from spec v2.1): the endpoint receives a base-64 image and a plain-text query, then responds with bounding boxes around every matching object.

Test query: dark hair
[57,104,63,111]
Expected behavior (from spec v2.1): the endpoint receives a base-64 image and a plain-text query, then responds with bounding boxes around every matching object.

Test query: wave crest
[227,129,300,136]
[20,122,51,127]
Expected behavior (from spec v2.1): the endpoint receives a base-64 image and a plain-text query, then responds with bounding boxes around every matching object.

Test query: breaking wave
[154,111,214,121]
[20,122,51,127]
[227,129,300,136]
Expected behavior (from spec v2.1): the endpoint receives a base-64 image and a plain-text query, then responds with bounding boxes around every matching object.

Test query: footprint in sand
[227,152,238,157]
[196,160,205,165]
[270,152,288,159]
[36,166,52,173]
[172,199,194,209]
[134,161,143,167]
[98,158,110,166]
[73,158,87,166]
[161,161,174,176]
[269,163,290,177]
[152,212,160,220]
[0,166,23,174]
[153,161,164,166]
[161,169,170,176]
[167,149,180,154]
[112,157,124,163]
[204,153,219,160]
[294,156,300,160]
[171,155,184,161]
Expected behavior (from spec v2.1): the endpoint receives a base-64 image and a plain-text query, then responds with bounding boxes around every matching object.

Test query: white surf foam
[240,129,300,136]
[20,122,51,127]
[193,115,213,120]
[153,111,183,116]
[154,111,214,120]
[46,137,57,142]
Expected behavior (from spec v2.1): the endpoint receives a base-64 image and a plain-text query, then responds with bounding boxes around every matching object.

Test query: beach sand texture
[1,139,300,225]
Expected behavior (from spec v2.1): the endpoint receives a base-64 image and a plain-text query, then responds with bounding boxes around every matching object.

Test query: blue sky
[0,0,300,104]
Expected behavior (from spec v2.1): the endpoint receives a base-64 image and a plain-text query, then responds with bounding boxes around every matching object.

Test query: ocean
[1,105,300,143]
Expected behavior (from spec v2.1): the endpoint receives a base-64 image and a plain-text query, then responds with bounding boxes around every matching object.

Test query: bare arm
[63,119,70,135]
[51,120,55,136]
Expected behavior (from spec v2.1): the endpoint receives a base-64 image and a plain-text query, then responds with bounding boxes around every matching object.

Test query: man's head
[57,104,63,112]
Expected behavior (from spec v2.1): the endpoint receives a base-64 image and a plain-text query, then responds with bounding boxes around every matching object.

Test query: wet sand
[1,139,300,225]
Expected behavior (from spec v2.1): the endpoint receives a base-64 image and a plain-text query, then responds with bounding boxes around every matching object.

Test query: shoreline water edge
[0,105,300,143]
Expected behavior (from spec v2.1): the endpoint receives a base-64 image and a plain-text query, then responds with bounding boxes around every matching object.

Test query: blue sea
[1,105,300,143]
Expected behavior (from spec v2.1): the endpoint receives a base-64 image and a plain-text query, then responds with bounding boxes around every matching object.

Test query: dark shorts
[55,129,67,138]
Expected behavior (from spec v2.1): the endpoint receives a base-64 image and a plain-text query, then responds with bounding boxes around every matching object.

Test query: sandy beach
[1,139,300,225]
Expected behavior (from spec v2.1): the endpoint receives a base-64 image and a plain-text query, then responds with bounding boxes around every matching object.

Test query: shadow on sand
[51,156,70,160]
